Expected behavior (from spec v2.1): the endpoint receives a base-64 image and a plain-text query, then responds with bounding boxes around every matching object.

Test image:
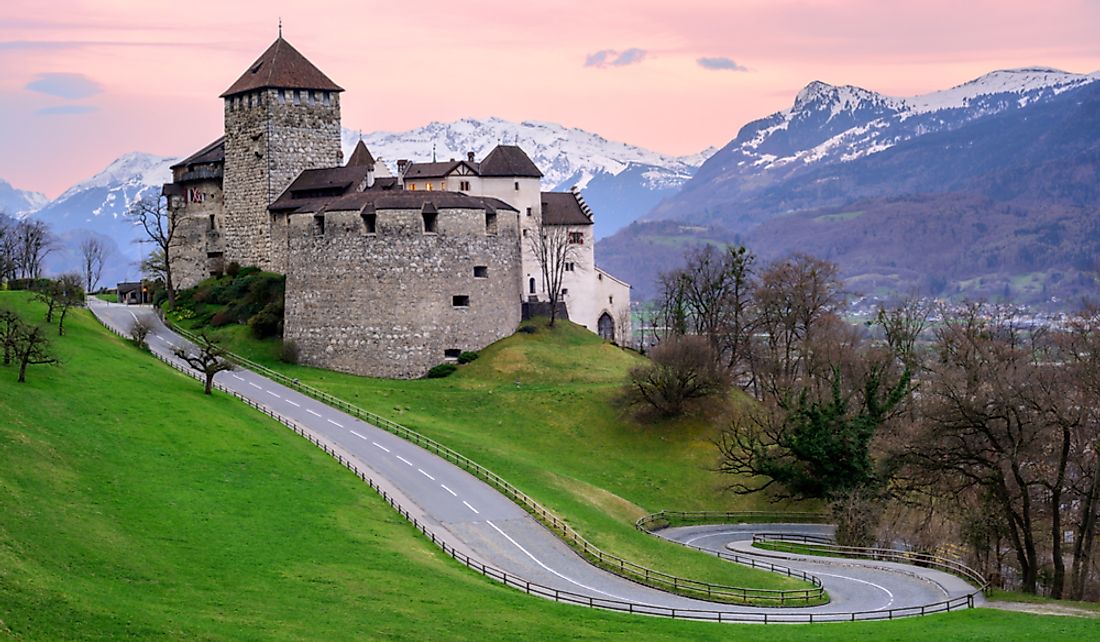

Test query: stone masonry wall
[169,178,224,290]
[222,89,342,273]
[283,205,522,378]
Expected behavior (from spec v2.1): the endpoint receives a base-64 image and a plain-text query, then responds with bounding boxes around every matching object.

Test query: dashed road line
[248,381,263,390]
[440,484,457,496]
[350,430,367,440]
[266,390,281,399]
[395,455,413,466]
[327,418,344,428]
[418,468,436,481]
[232,374,244,381]
[462,500,480,514]
[307,409,322,417]
[286,399,300,407]
[372,441,391,453]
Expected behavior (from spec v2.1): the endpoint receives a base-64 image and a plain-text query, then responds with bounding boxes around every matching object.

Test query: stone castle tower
[220,36,344,272]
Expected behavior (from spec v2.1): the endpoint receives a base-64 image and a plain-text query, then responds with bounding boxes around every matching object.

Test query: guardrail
[86,303,982,623]
[751,533,990,594]
[637,510,829,532]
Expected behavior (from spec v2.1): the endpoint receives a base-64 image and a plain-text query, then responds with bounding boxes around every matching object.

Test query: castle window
[564,262,574,272]
[426,183,433,191]
[292,91,300,105]
[562,288,568,296]
[522,229,528,238]
[514,181,520,191]
[362,212,377,234]
[460,180,471,191]
[444,348,461,359]
[409,183,417,191]
[314,214,325,236]
[473,266,488,278]
[609,295,614,305]
[422,212,438,234]
[452,295,470,308]
[568,231,584,245]
[208,214,216,231]
[322,91,331,106]
[526,207,532,217]
[485,211,498,235]
[529,278,536,294]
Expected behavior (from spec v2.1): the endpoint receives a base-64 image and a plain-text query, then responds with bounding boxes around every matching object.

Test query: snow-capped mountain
[0,178,48,218]
[343,117,712,236]
[647,67,1099,224]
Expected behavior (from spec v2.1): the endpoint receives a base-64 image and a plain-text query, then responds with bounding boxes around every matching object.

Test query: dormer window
[314,214,325,236]
[423,211,438,234]
[362,212,377,234]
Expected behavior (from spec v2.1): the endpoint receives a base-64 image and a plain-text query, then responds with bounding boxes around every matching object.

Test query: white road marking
[372,441,391,453]
[484,520,636,602]
[462,500,480,514]
[327,419,344,428]
[440,484,457,496]
[307,409,322,417]
[286,399,300,407]
[266,390,281,399]
[812,571,896,610]
[232,374,244,381]
[418,468,436,481]
[350,430,367,440]
[248,382,262,390]
[129,311,138,322]
[395,455,413,466]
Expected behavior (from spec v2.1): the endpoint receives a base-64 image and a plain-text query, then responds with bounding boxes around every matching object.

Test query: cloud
[584,48,648,68]
[36,104,98,116]
[697,57,749,72]
[26,73,102,99]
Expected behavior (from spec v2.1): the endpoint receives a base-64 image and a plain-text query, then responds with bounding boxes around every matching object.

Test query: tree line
[630,244,1100,600]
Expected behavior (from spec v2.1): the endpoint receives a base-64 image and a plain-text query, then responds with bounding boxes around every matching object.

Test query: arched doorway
[529,277,536,294]
[598,312,615,342]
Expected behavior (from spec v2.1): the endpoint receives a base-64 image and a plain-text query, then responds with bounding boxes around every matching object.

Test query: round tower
[220,36,344,272]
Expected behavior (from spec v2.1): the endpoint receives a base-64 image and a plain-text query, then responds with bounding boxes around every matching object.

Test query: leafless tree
[0,308,20,365]
[53,274,85,336]
[13,321,57,383]
[0,214,15,282]
[526,219,581,327]
[130,317,153,350]
[79,237,110,293]
[12,219,54,279]
[173,333,233,395]
[128,196,178,309]
[623,335,729,417]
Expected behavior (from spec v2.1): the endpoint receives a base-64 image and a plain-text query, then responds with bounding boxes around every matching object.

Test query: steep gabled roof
[541,191,593,226]
[479,145,542,178]
[221,37,343,98]
[170,137,225,169]
[346,141,375,168]
[402,160,479,179]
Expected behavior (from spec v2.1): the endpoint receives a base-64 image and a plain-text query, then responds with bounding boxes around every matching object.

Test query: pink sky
[1,0,1099,198]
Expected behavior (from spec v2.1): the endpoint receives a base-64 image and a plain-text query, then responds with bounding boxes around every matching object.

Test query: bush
[426,363,457,379]
[226,261,241,277]
[623,335,729,418]
[210,309,234,327]
[518,325,537,334]
[457,351,479,364]
[7,278,51,291]
[279,339,300,364]
[249,302,283,339]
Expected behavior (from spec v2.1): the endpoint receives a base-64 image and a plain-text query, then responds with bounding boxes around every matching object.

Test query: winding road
[90,299,983,623]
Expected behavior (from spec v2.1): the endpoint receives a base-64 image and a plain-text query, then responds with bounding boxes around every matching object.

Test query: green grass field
[2,292,1099,639]
[170,312,819,593]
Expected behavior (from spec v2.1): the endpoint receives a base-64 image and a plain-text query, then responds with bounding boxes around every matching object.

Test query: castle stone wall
[169,179,225,289]
[222,89,341,273]
[283,205,522,378]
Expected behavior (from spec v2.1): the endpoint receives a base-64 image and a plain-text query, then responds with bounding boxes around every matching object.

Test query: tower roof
[346,141,376,168]
[221,36,343,98]
[479,145,543,178]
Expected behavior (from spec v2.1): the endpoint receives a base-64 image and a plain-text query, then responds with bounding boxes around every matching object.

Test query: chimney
[397,159,409,174]
[467,151,475,162]
[366,163,375,189]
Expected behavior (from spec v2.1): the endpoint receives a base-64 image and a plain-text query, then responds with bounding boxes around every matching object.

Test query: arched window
[529,277,536,294]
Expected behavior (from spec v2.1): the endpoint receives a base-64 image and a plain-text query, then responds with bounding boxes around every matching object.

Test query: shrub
[210,309,234,327]
[457,351,479,364]
[279,339,300,364]
[623,335,729,418]
[249,302,283,339]
[129,317,153,351]
[426,363,457,379]
[518,325,537,334]
[226,261,241,277]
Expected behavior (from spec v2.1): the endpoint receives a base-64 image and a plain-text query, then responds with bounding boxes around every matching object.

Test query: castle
[164,36,631,378]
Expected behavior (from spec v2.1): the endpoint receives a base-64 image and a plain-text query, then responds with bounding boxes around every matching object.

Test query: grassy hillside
[170,311,819,591]
[2,292,1099,639]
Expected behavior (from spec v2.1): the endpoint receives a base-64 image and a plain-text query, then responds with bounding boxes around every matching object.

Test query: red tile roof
[221,37,343,98]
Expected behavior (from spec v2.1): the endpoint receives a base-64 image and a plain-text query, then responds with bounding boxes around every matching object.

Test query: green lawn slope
[1,292,1098,640]
[173,313,817,592]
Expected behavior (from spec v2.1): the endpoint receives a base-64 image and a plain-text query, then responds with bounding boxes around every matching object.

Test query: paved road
[90,299,983,621]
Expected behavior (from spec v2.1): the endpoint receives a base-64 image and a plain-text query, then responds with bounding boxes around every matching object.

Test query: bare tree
[527,219,581,327]
[128,196,178,309]
[0,214,15,283]
[13,322,57,383]
[173,333,233,395]
[79,237,110,293]
[130,317,154,350]
[13,219,54,279]
[54,274,85,336]
[623,335,729,417]
[0,308,20,365]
